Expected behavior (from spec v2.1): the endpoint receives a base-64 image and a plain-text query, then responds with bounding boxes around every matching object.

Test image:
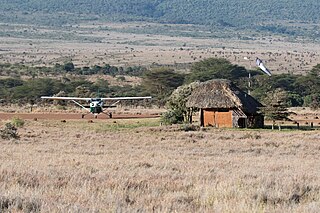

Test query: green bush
[11,117,25,128]
[304,94,320,109]
[116,76,126,82]
[161,110,184,125]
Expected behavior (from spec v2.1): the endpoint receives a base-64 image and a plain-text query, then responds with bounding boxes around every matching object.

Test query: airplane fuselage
[90,99,104,114]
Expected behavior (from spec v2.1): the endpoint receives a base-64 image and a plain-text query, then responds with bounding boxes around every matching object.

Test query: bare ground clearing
[0,112,159,120]
[0,106,318,128]
[0,118,320,212]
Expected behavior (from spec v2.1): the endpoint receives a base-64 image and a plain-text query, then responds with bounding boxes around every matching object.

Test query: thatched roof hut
[186,79,262,114]
[186,79,263,128]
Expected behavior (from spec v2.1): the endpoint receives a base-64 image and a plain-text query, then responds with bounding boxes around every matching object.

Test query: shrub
[180,124,199,132]
[116,76,126,81]
[0,196,41,212]
[11,117,25,128]
[239,133,261,140]
[161,110,184,125]
[0,123,20,140]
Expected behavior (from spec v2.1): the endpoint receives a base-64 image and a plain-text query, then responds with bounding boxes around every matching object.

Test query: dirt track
[0,113,160,120]
[1,113,319,128]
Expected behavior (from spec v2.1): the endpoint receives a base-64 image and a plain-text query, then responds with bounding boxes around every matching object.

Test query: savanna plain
[1,118,320,212]
[1,18,320,213]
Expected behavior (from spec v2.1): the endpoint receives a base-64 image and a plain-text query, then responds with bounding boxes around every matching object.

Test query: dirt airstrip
[0,112,160,121]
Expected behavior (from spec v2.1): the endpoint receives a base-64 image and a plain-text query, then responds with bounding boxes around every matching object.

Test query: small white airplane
[41,96,152,118]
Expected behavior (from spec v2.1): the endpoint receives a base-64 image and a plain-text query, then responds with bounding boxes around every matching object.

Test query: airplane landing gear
[81,113,91,118]
[101,112,112,118]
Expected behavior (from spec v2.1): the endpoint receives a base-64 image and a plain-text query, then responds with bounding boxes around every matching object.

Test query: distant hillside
[1,0,320,37]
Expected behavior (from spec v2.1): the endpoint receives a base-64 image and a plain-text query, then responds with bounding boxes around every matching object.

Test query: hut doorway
[237,118,247,128]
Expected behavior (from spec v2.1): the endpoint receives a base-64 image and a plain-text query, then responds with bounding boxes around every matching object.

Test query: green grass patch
[93,118,160,132]
[58,118,160,132]
[11,117,25,128]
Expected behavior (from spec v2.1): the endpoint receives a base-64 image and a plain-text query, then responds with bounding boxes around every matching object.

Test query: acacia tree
[306,64,320,109]
[260,88,291,128]
[141,68,185,106]
[309,64,320,77]
[186,58,248,83]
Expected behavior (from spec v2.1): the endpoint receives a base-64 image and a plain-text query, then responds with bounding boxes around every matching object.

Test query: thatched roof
[186,79,262,114]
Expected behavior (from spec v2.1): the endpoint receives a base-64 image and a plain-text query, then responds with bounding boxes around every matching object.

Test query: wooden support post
[199,109,204,127]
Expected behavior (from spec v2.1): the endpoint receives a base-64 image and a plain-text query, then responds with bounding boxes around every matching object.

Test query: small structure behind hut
[186,79,264,128]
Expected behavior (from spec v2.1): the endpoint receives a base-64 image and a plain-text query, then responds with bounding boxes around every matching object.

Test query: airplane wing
[100,96,152,101]
[41,96,91,101]
[41,96,91,112]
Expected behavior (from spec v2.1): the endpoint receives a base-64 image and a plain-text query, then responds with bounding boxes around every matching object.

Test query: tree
[11,78,62,102]
[304,94,320,110]
[163,81,200,124]
[63,62,75,72]
[309,64,320,77]
[310,95,320,110]
[141,68,185,105]
[74,86,91,98]
[260,88,291,128]
[292,64,320,108]
[92,79,110,97]
[186,58,248,83]
[294,64,320,97]
[250,74,303,106]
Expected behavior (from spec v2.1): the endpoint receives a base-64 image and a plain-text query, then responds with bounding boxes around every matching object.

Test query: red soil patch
[0,113,159,121]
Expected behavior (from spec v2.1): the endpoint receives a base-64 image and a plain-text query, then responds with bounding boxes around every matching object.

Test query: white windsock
[256,58,272,76]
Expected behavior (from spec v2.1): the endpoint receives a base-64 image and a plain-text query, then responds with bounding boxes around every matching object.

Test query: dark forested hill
[1,0,320,36]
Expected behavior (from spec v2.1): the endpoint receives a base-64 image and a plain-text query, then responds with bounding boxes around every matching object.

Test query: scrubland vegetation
[1,59,319,110]
[1,1,320,211]
[1,119,320,212]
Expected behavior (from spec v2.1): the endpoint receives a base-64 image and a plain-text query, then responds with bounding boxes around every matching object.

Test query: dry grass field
[1,20,320,212]
[1,118,320,212]
[1,22,320,74]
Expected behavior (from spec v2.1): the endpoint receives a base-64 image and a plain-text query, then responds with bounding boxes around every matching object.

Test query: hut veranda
[186,79,264,128]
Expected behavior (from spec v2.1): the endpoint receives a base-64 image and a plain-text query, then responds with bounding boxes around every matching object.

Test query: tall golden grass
[0,119,320,212]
